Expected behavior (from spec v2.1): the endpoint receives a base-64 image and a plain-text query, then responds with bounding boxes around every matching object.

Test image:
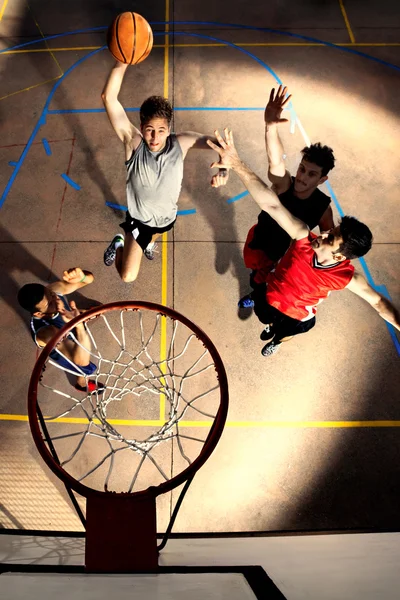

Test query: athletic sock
[115,238,124,250]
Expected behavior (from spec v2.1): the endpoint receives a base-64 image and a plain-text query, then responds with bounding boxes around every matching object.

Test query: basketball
[107,12,153,65]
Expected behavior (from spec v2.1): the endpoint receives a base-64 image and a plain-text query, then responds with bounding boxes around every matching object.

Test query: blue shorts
[50,352,97,376]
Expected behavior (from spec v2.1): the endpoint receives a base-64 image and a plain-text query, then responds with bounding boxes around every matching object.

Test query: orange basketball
[107,12,153,65]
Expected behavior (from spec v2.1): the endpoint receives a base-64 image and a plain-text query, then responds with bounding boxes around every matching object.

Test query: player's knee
[121,271,137,283]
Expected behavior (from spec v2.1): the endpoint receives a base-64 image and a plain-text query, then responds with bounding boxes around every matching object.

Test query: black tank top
[250,177,331,262]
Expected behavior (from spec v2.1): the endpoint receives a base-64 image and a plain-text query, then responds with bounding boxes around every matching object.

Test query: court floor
[0,0,399,534]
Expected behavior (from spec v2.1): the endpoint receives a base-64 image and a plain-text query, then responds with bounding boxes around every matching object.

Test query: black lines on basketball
[136,24,152,65]
[115,14,127,64]
[130,12,136,65]
[107,12,153,65]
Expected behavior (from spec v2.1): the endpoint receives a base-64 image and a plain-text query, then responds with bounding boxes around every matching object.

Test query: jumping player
[240,86,336,308]
[208,129,400,355]
[102,61,228,282]
[17,267,103,391]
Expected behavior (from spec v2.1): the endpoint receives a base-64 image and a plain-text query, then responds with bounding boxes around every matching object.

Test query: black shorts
[120,212,176,251]
[252,285,316,342]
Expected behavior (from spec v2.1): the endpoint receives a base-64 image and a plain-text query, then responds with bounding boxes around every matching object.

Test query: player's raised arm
[177,131,229,187]
[48,267,94,295]
[346,271,400,331]
[207,129,308,241]
[264,86,292,194]
[101,61,141,148]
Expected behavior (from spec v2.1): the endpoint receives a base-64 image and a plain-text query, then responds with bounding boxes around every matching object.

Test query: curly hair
[140,96,173,126]
[300,143,335,176]
[338,216,373,259]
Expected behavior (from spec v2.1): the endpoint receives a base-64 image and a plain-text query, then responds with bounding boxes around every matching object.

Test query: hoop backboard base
[85,494,158,572]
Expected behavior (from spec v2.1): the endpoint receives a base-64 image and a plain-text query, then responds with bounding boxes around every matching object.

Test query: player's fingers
[214,129,227,147]
[225,128,234,145]
[281,93,292,106]
[269,88,275,102]
[70,300,77,310]
[206,139,219,152]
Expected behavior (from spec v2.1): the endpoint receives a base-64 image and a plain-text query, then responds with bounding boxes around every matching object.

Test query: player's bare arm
[346,271,400,331]
[265,86,292,194]
[102,61,142,158]
[207,128,308,241]
[177,131,229,187]
[48,267,94,295]
[318,205,335,232]
[37,300,92,364]
[35,325,59,348]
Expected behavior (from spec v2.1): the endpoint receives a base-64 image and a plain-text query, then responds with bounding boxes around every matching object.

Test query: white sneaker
[143,242,158,260]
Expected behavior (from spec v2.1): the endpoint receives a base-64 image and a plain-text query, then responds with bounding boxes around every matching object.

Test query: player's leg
[118,232,143,282]
[143,232,161,260]
[56,337,100,391]
[261,315,316,357]
[143,219,176,260]
[239,224,275,309]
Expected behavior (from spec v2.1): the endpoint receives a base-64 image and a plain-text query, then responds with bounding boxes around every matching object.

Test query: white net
[34,305,226,494]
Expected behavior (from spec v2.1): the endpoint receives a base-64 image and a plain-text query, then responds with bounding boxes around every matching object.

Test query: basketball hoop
[28,301,229,571]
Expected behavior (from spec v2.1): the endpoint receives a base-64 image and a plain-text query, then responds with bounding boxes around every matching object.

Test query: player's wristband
[79,273,87,283]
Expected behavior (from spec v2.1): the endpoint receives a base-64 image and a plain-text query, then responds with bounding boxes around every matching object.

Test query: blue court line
[106,201,197,216]
[1,21,400,73]
[0,46,103,210]
[227,190,250,204]
[153,21,400,72]
[42,138,52,155]
[61,173,80,190]
[8,161,17,167]
[1,26,398,354]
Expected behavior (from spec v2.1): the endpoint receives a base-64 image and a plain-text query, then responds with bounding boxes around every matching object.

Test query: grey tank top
[126,133,184,228]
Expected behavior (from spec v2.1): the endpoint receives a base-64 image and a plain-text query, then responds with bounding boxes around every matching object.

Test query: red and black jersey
[266,233,354,321]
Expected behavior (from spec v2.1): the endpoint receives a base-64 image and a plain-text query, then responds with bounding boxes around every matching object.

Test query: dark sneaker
[143,242,158,260]
[104,234,124,266]
[261,341,281,357]
[75,380,105,394]
[260,324,273,341]
[238,294,254,309]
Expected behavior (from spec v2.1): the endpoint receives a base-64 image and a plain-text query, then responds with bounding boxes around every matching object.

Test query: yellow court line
[0,73,62,101]
[339,0,355,44]
[0,0,9,21]
[25,0,63,75]
[2,414,400,428]
[3,42,400,55]
[158,0,171,422]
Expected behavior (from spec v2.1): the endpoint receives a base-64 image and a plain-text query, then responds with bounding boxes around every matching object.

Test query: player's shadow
[46,45,120,210]
[0,225,102,333]
[181,166,253,320]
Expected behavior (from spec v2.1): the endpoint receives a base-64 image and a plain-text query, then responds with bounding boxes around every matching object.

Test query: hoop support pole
[85,493,158,572]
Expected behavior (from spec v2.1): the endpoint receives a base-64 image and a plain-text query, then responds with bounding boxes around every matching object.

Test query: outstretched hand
[207,128,241,171]
[62,267,85,285]
[264,85,291,125]
[57,299,81,324]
